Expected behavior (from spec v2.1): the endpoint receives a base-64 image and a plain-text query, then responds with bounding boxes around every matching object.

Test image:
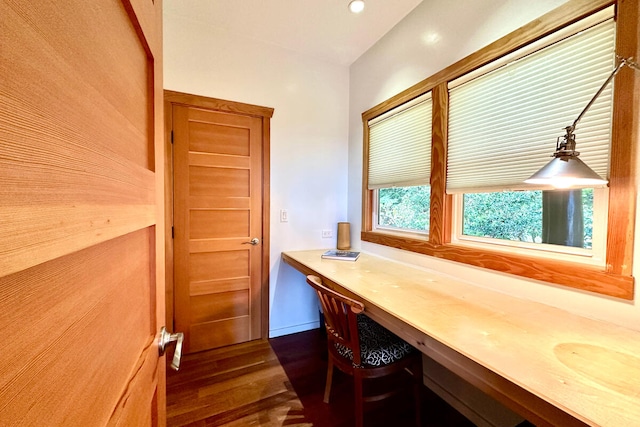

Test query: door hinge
[172,226,174,239]
[170,130,174,144]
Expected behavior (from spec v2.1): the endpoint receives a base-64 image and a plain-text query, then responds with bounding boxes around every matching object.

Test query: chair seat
[335,314,416,367]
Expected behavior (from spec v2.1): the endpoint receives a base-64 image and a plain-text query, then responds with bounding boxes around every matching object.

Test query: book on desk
[321,250,360,261]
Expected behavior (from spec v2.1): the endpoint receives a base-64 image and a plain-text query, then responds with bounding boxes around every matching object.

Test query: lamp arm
[569,58,626,131]
[556,57,639,156]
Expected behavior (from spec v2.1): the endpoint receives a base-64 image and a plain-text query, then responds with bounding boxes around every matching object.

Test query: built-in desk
[282,250,640,427]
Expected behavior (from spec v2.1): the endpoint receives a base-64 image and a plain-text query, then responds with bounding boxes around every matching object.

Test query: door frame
[163,90,273,340]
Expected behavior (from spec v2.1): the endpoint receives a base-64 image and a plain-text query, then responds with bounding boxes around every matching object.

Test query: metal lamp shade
[525,156,608,188]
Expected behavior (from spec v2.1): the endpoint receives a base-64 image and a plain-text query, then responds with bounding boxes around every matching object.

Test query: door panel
[190,210,250,238]
[173,105,264,353]
[189,122,251,156]
[190,277,250,296]
[189,166,251,196]
[0,231,153,425]
[1,0,156,278]
[190,317,252,351]
[191,291,250,323]
[1,0,164,425]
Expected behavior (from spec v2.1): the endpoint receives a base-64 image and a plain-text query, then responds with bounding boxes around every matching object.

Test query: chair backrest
[306,275,365,366]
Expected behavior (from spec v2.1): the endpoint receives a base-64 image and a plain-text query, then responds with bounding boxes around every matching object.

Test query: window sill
[361,230,634,299]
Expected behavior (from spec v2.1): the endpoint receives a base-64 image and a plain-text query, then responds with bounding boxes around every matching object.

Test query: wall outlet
[322,229,333,238]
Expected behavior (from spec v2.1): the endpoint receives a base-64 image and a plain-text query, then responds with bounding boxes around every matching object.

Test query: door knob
[158,326,184,371]
[242,238,260,245]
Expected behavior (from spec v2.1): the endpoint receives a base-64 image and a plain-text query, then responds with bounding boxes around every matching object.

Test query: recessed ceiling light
[349,0,365,14]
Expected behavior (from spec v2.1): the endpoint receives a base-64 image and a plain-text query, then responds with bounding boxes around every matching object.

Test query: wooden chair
[306,275,423,427]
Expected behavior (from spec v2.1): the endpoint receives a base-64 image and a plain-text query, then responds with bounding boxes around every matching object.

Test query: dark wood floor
[166,328,478,426]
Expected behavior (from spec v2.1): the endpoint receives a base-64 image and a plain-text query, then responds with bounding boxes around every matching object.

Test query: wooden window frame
[361,0,638,299]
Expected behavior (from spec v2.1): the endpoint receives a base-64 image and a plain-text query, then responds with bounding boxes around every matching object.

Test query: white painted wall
[163,9,350,337]
[349,0,640,333]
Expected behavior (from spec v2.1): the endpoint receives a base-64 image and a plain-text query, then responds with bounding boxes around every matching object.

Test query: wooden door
[168,94,272,354]
[1,0,165,425]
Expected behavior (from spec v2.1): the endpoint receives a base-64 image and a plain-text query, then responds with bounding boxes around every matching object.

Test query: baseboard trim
[269,320,320,338]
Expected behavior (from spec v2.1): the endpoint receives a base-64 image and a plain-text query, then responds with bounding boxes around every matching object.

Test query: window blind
[368,93,432,189]
[446,18,615,193]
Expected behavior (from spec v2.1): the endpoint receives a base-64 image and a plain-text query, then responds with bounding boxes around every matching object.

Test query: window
[376,185,431,233]
[368,93,432,235]
[460,190,595,248]
[452,187,609,265]
[447,16,614,265]
[362,1,638,299]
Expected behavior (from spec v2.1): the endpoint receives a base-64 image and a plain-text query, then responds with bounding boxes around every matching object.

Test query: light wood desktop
[282,250,640,427]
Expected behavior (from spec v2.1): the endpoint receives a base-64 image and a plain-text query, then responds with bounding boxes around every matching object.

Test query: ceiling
[163,0,424,66]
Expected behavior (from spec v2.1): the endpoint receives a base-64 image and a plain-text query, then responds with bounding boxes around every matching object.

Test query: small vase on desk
[337,222,350,250]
